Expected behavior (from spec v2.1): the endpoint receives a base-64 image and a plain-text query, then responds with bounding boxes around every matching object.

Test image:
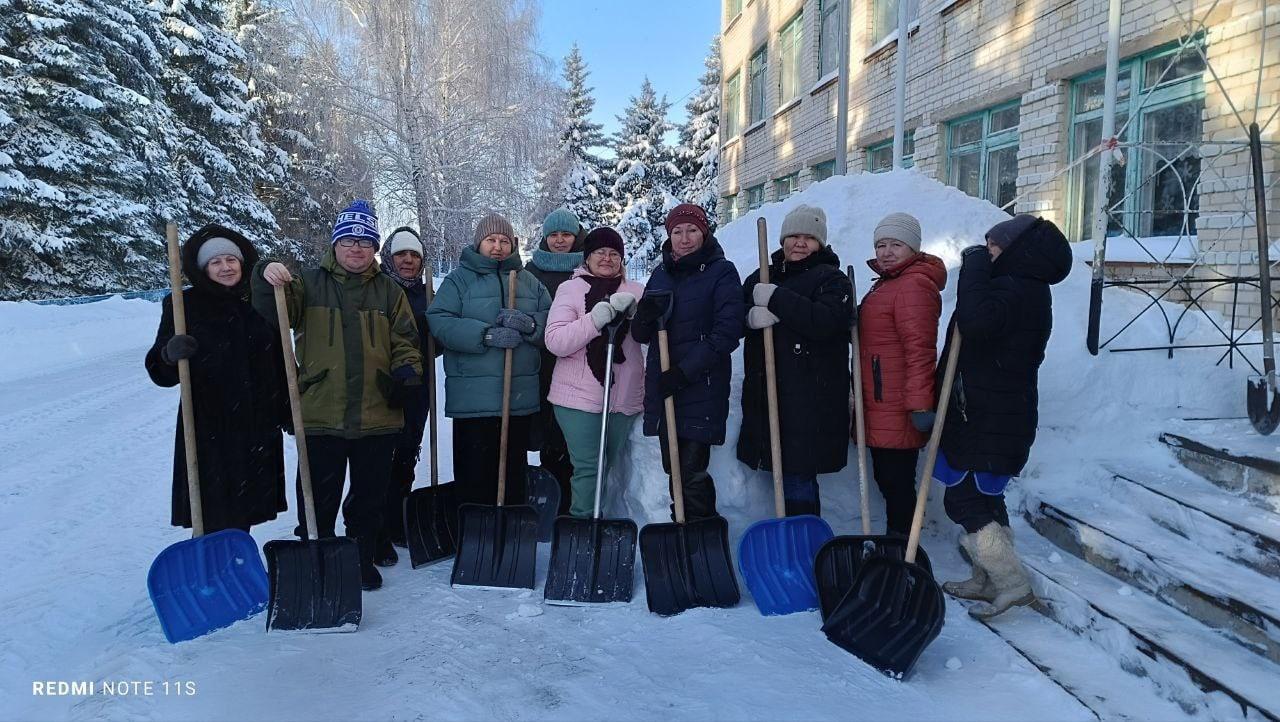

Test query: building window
[748,45,768,125]
[812,159,837,182]
[778,13,804,105]
[948,103,1020,213]
[818,0,841,77]
[724,72,741,138]
[866,132,916,172]
[722,194,739,222]
[726,0,743,22]
[775,172,800,200]
[873,0,916,46]
[1069,42,1205,240]
[746,184,765,210]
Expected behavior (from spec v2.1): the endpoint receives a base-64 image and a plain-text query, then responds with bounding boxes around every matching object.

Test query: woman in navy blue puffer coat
[631,204,744,520]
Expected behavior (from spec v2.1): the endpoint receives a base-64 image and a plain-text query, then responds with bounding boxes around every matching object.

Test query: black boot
[356,536,383,591]
[374,531,399,567]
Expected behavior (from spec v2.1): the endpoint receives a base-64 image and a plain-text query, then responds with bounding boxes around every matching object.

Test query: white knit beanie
[386,227,423,257]
[196,237,244,268]
[873,212,922,252]
[779,205,828,247]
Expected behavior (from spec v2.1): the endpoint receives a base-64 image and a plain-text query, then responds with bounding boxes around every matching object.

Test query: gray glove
[589,301,616,330]
[609,291,638,317]
[483,326,522,348]
[496,308,536,335]
[752,283,777,308]
[910,410,936,433]
[162,334,199,364]
[747,306,779,330]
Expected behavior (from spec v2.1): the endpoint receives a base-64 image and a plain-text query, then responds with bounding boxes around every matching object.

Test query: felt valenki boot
[943,532,996,602]
[966,523,1035,619]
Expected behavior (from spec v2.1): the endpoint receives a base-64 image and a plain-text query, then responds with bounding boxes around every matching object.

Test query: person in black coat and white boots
[737,205,852,516]
[632,204,745,520]
[934,214,1072,619]
[145,225,289,534]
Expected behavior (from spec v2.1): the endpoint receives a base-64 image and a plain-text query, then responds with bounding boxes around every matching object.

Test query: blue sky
[536,0,721,150]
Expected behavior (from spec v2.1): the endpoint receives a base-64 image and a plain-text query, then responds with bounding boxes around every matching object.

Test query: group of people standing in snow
[147,194,1070,618]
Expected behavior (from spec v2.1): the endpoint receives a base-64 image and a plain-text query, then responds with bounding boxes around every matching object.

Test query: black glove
[635,293,669,327]
[910,410,936,433]
[162,334,199,364]
[961,245,991,267]
[658,367,688,398]
[389,375,425,410]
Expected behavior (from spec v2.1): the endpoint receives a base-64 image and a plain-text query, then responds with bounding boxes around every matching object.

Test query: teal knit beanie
[541,208,581,240]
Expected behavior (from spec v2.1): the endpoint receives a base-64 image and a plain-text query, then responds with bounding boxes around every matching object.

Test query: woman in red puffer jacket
[857,212,947,535]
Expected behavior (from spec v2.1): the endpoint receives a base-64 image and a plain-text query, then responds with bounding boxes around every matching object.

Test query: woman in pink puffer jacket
[544,227,647,517]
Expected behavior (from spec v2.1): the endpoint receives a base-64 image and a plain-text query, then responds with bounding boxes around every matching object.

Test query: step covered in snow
[1160,425,1280,507]
[1010,521,1280,721]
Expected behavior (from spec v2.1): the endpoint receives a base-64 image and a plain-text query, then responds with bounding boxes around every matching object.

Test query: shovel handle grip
[166,222,204,538]
[658,328,686,524]
[757,218,785,518]
[906,325,962,564]
[847,267,871,536]
[274,285,319,542]
[497,270,517,506]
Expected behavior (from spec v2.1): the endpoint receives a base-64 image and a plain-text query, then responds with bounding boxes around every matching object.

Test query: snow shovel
[451,270,539,590]
[820,326,960,679]
[527,467,561,543]
[814,266,931,621]
[1246,122,1280,435]
[639,290,740,616]
[263,284,362,632]
[405,261,460,567]
[738,218,834,616]
[544,318,638,605]
[148,222,270,644]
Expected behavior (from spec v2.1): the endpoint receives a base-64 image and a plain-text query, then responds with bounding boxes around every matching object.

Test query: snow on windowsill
[809,70,839,95]
[743,119,767,137]
[724,12,743,33]
[773,97,802,118]
[1072,235,1200,264]
[938,0,970,14]
[863,21,921,61]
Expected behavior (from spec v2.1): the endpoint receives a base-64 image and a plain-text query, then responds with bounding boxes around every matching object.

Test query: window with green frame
[726,0,743,21]
[748,46,768,124]
[948,103,1020,213]
[722,194,739,222]
[775,172,800,200]
[866,131,915,172]
[818,0,842,77]
[778,13,804,104]
[746,184,765,210]
[1069,42,1205,240]
[724,72,742,138]
[812,159,837,182]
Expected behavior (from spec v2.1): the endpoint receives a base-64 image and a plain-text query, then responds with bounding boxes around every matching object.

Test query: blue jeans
[782,473,820,516]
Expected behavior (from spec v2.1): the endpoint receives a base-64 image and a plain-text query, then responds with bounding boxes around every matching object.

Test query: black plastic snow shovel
[148,223,270,644]
[544,318,638,605]
[814,266,931,621]
[264,285,362,633]
[639,291,740,616]
[1247,122,1280,435]
[820,326,961,678]
[405,261,460,567]
[451,271,539,590]
[527,467,562,543]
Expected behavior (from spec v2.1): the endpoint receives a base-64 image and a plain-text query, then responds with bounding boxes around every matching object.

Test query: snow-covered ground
[0,171,1257,721]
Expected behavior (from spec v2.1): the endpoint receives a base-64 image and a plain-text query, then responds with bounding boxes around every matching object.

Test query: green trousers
[553,405,638,518]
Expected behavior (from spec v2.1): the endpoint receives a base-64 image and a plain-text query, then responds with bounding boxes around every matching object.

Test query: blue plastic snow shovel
[737,218,834,615]
[148,222,269,644]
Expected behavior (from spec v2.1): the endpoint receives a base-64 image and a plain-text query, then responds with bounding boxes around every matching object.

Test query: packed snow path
[0,297,1093,721]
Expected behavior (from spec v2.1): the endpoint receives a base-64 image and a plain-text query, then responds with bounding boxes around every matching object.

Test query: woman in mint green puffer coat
[427,213,552,507]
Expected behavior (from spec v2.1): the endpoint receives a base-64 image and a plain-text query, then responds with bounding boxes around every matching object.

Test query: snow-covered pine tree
[612,78,680,270]
[676,37,720,227]
[0,0,175,298]
[547,44,610,231]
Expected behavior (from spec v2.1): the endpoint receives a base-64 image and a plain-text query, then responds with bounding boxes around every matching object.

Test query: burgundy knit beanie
[664,203,710,238]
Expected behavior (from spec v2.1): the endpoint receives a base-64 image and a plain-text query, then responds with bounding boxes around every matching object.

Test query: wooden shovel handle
[496,270,517,506]
[166,223,204,538]
[657,327,686,524]
[424,261,439,488]
[905,325,962,564]
[273,284,319,541]
[757,218,785,518]
[848,266,871,535]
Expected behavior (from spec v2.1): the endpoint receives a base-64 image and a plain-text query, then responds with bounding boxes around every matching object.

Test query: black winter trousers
[659,436,718,521]
[295,433,397,541]
[382,402,429,544]
[869,447,920,536]
[943,473,1010,533]
[538,410,574,516]
[452,415,531,508]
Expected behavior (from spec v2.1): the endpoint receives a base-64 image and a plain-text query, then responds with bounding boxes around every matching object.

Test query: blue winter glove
[483,326,522,349]
[910,410,936,433]
[496,308,536,335]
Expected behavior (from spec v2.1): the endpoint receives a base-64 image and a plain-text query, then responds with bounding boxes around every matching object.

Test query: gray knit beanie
[779,204,828,247]
[873,212,922,252]
[196,237,244,268]
[473,212,516,248]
